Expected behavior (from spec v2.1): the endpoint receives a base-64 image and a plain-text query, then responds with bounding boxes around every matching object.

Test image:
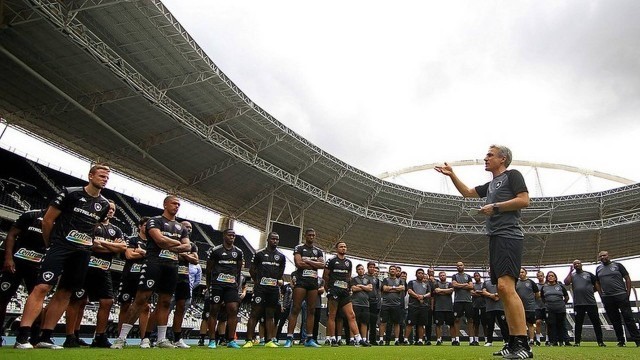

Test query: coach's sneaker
[110,338,126,349]
[207,340,217,349]
[503,343,533,359]
[227,340,241,349]
[242,340,254,348]
[283,337,293,348]
[157,339,176,348]
[304,339,321,347]
[173,338,190,348]
[493,343,511,356]
[140,338,151,348]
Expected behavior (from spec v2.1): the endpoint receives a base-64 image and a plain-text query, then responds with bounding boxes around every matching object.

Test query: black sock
[74,330,81,339]
[199,334,206,341]
[66,334,75,340]
[17,326,31,343]
[144,331,152,339]
[174,332,182,341]
[516,335,530,349]
[41,329,53,342]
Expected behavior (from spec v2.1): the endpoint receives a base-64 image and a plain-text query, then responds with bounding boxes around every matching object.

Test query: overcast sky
[162,0,640,191]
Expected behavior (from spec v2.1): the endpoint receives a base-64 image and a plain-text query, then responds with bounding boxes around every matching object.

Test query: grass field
[2,342,639,360]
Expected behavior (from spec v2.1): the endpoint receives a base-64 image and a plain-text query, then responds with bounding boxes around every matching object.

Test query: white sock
[354,334,361,342]
[157,325,167,342]
[118,323,133,339]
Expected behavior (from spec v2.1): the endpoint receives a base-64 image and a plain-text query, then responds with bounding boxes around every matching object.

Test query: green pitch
[3,342,638,360]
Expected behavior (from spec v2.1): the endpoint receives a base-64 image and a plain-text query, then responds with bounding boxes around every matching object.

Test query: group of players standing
[3,148,640,354]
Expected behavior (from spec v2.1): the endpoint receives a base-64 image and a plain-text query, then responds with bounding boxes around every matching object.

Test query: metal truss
[24,0,640,239]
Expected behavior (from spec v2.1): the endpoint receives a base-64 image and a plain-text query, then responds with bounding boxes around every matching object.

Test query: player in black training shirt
[205,228,244,349]
[15,164,110,349]
[172,220,199,348]
[284,228,324,348]
[115,216,151,347]
[243,231,286,348]
[324,241,371,347]
[112,195,191,349]
[65,200,126,348]
[1,209,47,344]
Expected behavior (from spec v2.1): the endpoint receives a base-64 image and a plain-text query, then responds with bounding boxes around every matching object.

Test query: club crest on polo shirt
[75,290,85,298]
[231,252,237,258]
[582,274,589,280]
[274,255,280,261]
[1,282,10,291]
[94,203,103,212]
[610,265,618,272]
[108,228,116,236]
[147,280,155,288]
[495,181,503,189]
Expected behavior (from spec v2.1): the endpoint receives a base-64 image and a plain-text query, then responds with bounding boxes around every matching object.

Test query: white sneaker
[173,339,190,348]
[484,342,493,347]
[110,338,126,349]
[140,338,151,349]
[36,341,63,349]
[156,339,176,348]
[14,342,34,349]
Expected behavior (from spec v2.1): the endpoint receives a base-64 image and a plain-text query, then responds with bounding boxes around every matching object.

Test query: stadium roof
[1,0,640,267]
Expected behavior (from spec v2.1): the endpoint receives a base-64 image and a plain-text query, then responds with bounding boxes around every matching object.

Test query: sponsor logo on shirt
[88,256,111,271]
[74,207,102,221]
[14,248,45,262]
[66,230,93,246]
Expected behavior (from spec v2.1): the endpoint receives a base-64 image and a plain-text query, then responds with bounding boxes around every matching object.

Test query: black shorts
[73,267,114,301]
[252,285,280,308]
[380,305,403,324]
[327,287,352,309]
[489,236,523,284]
[407,306,429,326]
[174,280,191,301]
[294,275,319,291]
[353,305,370,325]
[0,259,40,301]
[453,302,473,319]
[535,308,547,321]
[138,261,178,294]
[434,311,454,326]
[117,276,139,304]
[470,307,486,323]
[525,311,536,324]
[38,244,91,290]
[209,284,240,304]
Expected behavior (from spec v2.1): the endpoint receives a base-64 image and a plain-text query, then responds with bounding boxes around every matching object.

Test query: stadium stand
[0,147,257,338]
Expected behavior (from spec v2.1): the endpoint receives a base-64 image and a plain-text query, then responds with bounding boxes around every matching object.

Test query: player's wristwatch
[492,203,500,215]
